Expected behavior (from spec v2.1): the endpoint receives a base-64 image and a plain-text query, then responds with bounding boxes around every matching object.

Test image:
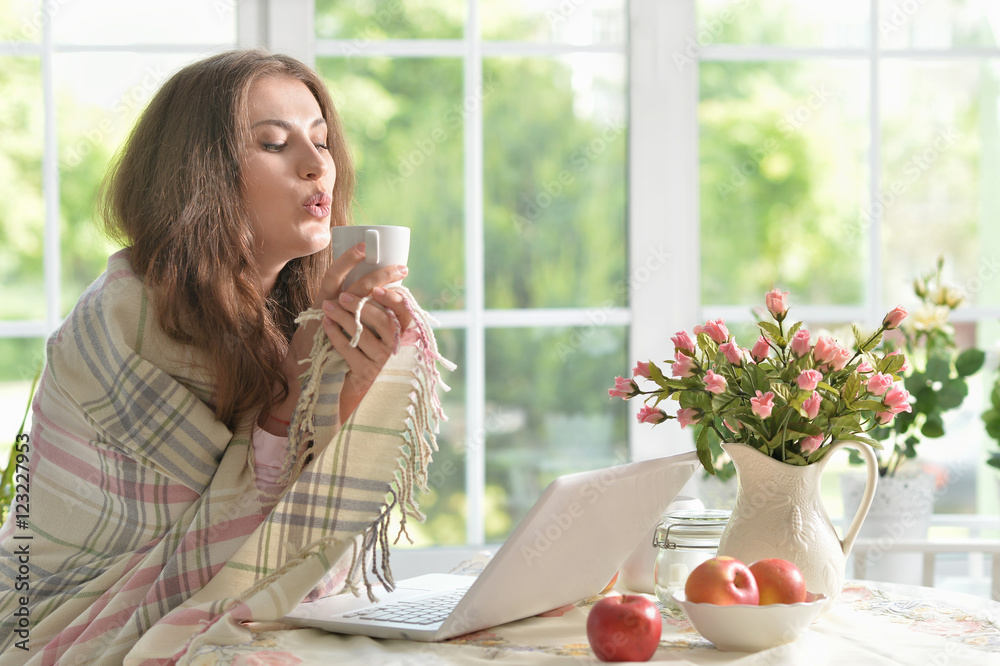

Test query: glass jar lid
[652,509,731,550]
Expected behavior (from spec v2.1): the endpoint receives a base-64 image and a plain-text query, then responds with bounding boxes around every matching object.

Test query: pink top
[252,426,290,497]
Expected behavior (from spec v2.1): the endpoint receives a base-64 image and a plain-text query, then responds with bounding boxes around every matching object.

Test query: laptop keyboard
[341,588,468,626]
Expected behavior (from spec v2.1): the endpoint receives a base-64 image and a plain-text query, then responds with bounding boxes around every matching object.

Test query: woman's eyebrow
[251,118,327,130]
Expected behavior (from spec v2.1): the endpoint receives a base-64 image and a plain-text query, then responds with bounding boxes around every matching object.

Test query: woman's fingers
[343,264,408,298]
[369,286,414,331]
[316,243,367,304]
[322,299,395,360]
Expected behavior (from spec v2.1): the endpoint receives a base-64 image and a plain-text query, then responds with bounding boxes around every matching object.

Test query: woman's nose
[300,146,329,181]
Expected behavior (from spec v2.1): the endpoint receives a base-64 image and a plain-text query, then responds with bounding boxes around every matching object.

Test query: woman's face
[243,75,336,283]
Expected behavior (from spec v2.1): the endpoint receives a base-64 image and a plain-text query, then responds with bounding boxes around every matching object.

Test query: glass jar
[653,509,731,611]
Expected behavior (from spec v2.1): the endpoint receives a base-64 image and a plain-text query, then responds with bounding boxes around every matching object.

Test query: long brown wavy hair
[100,49,355,429]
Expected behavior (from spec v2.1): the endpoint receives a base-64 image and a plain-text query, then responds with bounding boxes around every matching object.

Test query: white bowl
[671,591,830,652]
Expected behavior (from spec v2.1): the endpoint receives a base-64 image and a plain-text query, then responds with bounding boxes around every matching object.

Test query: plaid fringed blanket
[0,249,452,665]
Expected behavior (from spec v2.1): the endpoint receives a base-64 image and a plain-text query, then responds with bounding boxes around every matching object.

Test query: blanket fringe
[290,286,453,599]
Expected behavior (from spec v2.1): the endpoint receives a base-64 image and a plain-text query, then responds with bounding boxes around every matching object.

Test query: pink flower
[829,346,852,372]
[800,435,824,455]
[796,369,823,391]
[766,288,790,318]
[876,411,895,425]
[812,335,839,366]
[723,417,742,433]
[865,373,894,397]
[883,386,913,414]
[637,405,667,424]
[608,376,639,399]
[857,360,874,373]
[677,408,700,429]
[790,329,811,357]
[671,350,695,378]
[888,349,910,373]
[882,306,908,330]
[694,319,730,344]
[704,370,728,394]
[719,341,744,366]
[632,361,651,378]
[750,390,775,419]
[750,336,770,363]
[671,330,696,354]
[802,391,822,419]
[813,336,851,371]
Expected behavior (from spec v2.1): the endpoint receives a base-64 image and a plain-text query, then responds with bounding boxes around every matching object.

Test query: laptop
[281,451,699,641]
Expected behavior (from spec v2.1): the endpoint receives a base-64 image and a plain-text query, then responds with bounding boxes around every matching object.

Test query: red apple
[586,594,662,662]
[749,558,807,605]
[684,556,760,605]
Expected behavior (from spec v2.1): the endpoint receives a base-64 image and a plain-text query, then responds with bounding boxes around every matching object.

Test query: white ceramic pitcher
[716,441,879,600]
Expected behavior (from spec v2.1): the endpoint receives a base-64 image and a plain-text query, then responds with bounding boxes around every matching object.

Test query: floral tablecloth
[179,580,1000,665]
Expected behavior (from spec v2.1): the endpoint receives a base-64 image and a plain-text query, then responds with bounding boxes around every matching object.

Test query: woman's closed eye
[262,142,286,152]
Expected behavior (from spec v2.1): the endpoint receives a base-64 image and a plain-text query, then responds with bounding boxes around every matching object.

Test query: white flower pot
[841,471,935,585]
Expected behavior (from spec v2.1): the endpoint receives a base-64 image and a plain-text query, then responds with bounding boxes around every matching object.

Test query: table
[177,580,1000,665]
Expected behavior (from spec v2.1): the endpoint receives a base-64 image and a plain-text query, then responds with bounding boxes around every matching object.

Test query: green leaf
[904,371,928,393]
[955,348,986,377]
[756,320,782,341]
[837,433,882,449]
[881,353,906,377]
[842,374,860,404]
[914,385,938,414]
[921,413,945,438]
[853,399,887,412]
[936,378,968,410]
[926,354,951,383]
[787,321,802,339]
[770,382,792,403]
[695,424,715,475]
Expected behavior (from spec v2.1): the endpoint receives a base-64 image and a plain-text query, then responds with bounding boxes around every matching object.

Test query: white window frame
[10,0,999,556]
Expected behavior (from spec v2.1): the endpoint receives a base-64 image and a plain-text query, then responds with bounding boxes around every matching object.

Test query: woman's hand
[320,256,412,421]
[260,243,411,434]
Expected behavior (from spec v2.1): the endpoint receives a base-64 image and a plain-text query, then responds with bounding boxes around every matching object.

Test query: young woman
[0,50,448,663]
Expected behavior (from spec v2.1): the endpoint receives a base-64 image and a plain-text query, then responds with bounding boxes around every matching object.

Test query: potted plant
[842,258,985,583]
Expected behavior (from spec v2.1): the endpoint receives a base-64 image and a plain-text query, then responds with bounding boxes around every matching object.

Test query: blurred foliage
[857,259,985,475]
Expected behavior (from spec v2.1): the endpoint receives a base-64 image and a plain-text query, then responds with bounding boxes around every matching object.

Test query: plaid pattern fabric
[0,250,448,665]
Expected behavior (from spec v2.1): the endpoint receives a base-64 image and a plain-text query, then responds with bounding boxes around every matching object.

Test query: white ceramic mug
[330,225,410,288]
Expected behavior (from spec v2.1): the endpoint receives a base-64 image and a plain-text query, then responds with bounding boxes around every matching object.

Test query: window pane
[0,0,41,42]
[0,56,43,321]
[699,61,869,306]
[484,326,627,542]
[880,60,1000,308]
[56,53,193,314]
[52,0,236,45]
[483,55,626,309]
[880,0,998,50]
[481,0,625,44]
[697,0,869,48]
[315,0,464,40]
[318,57,465,309]
[400,329,467,547]
[0,338,43,462]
